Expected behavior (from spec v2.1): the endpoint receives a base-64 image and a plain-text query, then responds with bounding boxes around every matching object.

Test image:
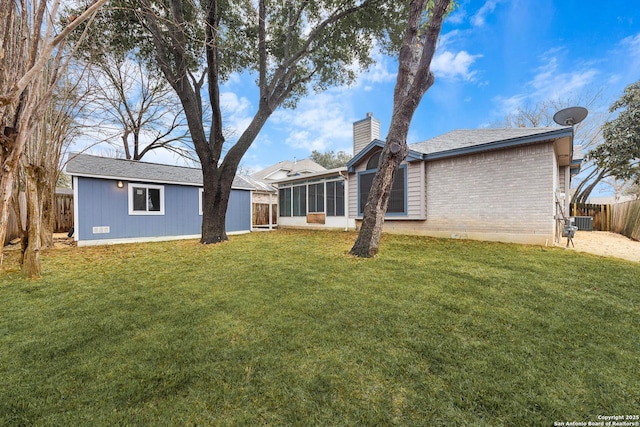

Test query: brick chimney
[353,112,380,155]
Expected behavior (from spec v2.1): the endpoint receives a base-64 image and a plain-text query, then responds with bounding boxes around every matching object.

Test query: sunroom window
[279,187,292,217]
[326,181,345,216]
[308,183,324,213]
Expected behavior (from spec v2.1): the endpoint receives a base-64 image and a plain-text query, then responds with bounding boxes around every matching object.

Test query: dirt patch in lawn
[563,231,639,263]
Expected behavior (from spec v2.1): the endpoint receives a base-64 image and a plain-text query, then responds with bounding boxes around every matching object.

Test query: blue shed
[66,154,255,246]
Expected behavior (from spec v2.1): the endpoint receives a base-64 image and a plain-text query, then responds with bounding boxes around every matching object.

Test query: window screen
[326,181,345,217]
[279,188,292,217]
[292,185,306,216]
[359,167,405,214]
[308,183,324,213]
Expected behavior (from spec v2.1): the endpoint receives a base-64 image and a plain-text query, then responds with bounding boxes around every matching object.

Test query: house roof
[251,158,326,181]
[409,127,573,158]
[270,167,348,185]
[346,139,424,171]
[65,153,257,190]
[238,174,278,193]
[346,127,575,172]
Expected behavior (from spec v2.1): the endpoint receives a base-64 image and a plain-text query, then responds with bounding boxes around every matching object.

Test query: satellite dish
[553,106,588,126]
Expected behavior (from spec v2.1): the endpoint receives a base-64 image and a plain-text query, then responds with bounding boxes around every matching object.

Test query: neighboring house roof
[66,153,257,190]
[251,158,326,181]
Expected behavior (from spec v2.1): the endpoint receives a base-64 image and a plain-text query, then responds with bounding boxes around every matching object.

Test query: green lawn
[1,230,638,426]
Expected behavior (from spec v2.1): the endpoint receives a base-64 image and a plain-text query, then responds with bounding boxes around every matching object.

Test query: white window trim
[199,188,204,216]
[128,183,165,216]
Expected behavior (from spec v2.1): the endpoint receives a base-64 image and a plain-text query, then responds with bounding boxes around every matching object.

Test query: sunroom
[274,168,355,230]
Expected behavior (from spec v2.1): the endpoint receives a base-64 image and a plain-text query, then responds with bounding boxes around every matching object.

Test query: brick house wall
[352,142,560,245]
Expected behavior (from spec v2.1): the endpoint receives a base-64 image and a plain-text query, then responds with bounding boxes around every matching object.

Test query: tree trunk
[0,127,26,267]
[574,168,608,204]
[200,167,234,244]
[39,179,55,249]
[350,143,406,257]
[350,0,450,257]
[21,166,42,278]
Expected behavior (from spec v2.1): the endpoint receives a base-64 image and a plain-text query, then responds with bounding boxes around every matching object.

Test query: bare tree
[81,53,194,162]
[24,65,91,255]
[350,0,453,257]
[0,0,107,274]
[493,91,610,204]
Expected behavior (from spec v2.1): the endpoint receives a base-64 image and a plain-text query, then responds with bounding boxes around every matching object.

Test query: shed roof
[66,153,257,190]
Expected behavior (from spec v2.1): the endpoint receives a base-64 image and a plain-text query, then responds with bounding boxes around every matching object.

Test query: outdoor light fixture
[117,180,124,188]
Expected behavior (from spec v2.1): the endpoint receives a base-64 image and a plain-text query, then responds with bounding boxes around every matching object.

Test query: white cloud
[618,32,640,79]
[271,92,354,153]
[220,92,254,138]
[352,50,397,88]
[437,30,462,50]
[431,50,482,81]
[621,32,640,55]
[471,0,500,27]
[493,50,599,117]
[529,55,598,101]
[447,8,467,25]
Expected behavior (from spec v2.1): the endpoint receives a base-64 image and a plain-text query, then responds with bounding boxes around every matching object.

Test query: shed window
[128,183,164,215]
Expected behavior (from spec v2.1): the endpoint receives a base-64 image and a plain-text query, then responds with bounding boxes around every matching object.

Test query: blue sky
[142,0,640,176]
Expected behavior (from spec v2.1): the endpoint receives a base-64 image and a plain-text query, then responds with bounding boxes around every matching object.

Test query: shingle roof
[251,158,326,181]
[269,167,348,184]
[238,174,278,193]
[66,154,257,190]
[409,127,571,156]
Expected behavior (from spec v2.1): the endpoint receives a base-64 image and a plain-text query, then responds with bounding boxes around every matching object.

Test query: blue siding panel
[76,177,251,242]
[226,189,251,232]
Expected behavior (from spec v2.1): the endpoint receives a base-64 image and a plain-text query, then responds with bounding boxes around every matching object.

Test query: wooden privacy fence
[570,203,611,231]
[4,192,73,245]
[611,200,640,241]
[252,203,277,228]
[55,193,74,233]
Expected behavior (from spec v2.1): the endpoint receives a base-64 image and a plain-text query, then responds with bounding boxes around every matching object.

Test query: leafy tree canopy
[590,80,640,184]
[66,0,414,244]
[68,0,409,106]
[309,150,352,169]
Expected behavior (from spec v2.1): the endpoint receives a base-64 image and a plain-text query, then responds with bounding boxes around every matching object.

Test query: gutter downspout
[339,171,349,231]
[268,192,273,230]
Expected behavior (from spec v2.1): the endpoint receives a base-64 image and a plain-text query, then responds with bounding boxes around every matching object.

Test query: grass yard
[0,230,638,426]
